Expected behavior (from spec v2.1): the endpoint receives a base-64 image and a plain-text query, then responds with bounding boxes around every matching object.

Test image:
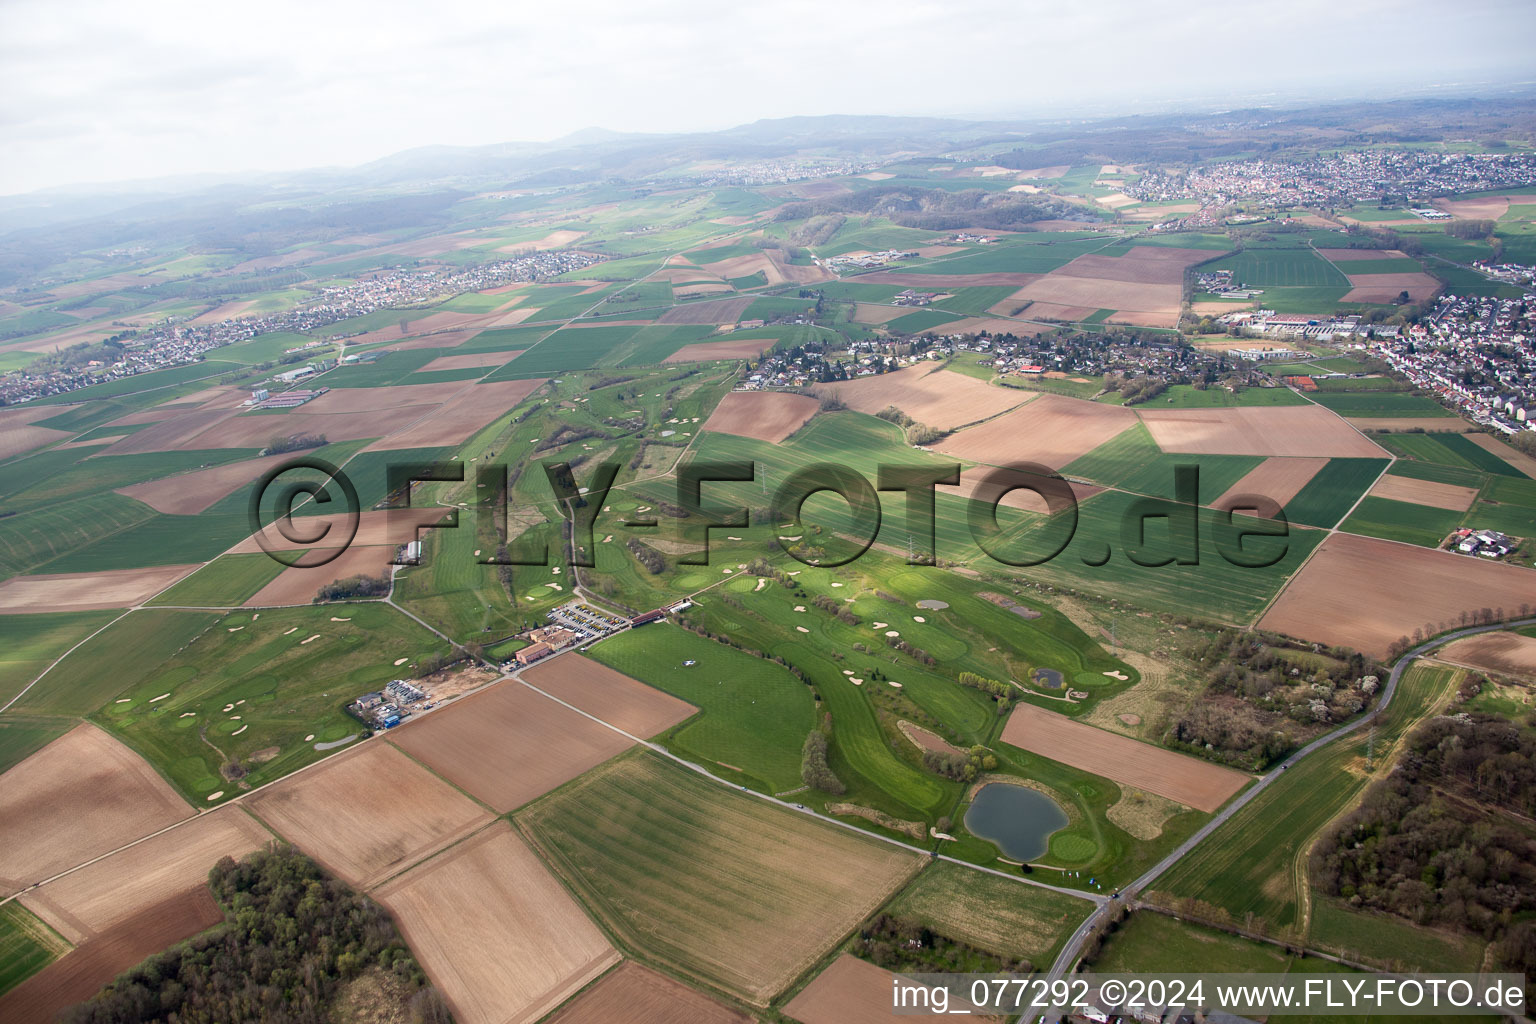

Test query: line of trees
[801,715,845,794]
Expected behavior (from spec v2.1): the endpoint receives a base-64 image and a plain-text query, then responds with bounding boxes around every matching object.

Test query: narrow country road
[1027,614,1536,1022]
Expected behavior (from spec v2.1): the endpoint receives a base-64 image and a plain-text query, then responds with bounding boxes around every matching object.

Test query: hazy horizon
[3,0,1534,197]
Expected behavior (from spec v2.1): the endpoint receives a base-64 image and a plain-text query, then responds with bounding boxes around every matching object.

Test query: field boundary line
[514,655,1101,906]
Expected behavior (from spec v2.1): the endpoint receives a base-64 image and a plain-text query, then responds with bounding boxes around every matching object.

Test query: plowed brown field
[523,657,696,739]
[1000,705,1247,812]
[810,364,1028,431]
[931,394,1137,468]
[545,962,749,1024]
[702,391,820,443]
[377,823,619,1024]
[1138,406,1385,457]
[1213,457,1329,515]
[1367,474,1479,512]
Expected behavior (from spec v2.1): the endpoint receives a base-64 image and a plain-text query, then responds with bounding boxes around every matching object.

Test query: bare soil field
[1436,632,1536,676]
[1137,406,1386,458]
[21,805,269,943]
[944,316,1048,336]
[658,297,754,324]
[700,252,829,287]
[785,954,946,1024]
[897,720,965,757]
[0,724,192,897]
[861,270,1041,288]
[702,391,820,443]
[171,407,419,451]
[99,407,242,454]
[496,228,588,251]
[545,961,749,1024]
[1213,457,1329,515]
[662,337,777,363]
[1001,705,1248,812]
[190,299,258,324]
[932,394,1138,469]
[0,564,200,613]
[419,350,521,373]
[230,507,454,555]
[1011,301,1098,321]
[0,412,72,459]
[377,823,619,1024]
[367,378,547,451]
[849,303,911,325]
[0,887,223,1024]
[1103,310,1181,328]
[1341,272,1441,304]
[675,282,736,297]
[1346,417,1470,433]
[389,680,635,812]
[1259,532,1536,657]
[1465,433,1536,479]
[248,740,491,889]
[1123,204,1200,220]
[1368,473,1479,512]
[1013,165,1070,179]
[116,451,302,514]
[242,544,396,606]
[810,364,1028,430]
[1432,195,1528,220]
[1010,275,1180,321]
[338,310,498,347]
[1058,252,1190,285]
[523,657,696,739]
[304,381,469,413]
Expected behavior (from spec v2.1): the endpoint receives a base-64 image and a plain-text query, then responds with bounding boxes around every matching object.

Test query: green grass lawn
[1148,385,1309,408]
[585,623,815,793]
[94,603,449,802]
[1340,496,1462,547]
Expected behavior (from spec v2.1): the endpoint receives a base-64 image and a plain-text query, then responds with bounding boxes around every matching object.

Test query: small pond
[964,782,1069,862]
[1032,667,1064,690]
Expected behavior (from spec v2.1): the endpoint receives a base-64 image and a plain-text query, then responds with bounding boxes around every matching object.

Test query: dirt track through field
[523,657,696,739]
[0,565,201,612]
[20,805,270,944]
[377,822,619,1024]
[1001,705,1248,812]
[0,724,192,897]
[1260,532,1536,657]
[248,741,492,888]
[388,680,637,812]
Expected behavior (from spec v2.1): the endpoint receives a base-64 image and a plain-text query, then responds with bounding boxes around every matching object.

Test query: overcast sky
[2,0,1532,196]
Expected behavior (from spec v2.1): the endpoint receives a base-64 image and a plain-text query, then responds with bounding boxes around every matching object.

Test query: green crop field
[1094,911,1294,973]
[0,610,119,706]
[1384,458,1485,488]
[0,493,158,579]
[1307,391,1456,418]
[1150,664,1460,941]
[585,623,815,793]
[1208,249,1348,289]
[0,903,69,998]
[1063,422,1263,504]
[884,859,1089,964]
[1340,496,1462,547]
[1282,458,1389,528]
[145,554,292,608]
[516,751,922,1004]
[95,603,448,802]
[1374,432,1524,476]
[0,715,75,776]
[1147,385,1309,408]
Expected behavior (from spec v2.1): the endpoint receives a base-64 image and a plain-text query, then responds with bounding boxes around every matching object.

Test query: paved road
[1029,615,1536,1022]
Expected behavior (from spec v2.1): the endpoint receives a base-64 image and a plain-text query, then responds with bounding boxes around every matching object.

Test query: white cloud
[1,0,1531,194]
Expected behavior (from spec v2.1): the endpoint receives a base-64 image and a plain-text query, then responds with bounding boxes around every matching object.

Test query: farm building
[631,609,665,626]
[515,641,553,666]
